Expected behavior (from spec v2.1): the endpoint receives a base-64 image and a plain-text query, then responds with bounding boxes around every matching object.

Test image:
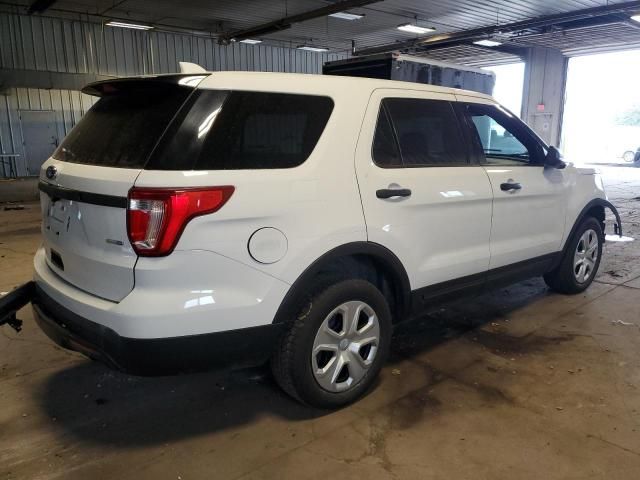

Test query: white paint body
[35,72,608,340]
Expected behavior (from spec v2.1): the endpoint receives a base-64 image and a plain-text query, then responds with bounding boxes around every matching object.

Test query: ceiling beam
[26,0,57,15]
[218,0,382,44]
[354,0,640,56]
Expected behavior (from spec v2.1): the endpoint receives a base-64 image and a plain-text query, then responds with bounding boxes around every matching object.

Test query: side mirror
[545,146,566,169]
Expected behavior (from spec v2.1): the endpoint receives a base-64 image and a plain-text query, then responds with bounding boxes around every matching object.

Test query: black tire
[271,278,392,408]
[544,216,603,294]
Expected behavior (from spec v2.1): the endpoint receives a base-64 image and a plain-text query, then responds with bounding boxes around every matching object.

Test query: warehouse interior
[1,1,640,479]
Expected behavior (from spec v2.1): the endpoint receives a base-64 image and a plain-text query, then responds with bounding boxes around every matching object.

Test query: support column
[521,47,568,147]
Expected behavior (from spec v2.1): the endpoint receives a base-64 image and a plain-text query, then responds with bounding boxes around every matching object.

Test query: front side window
[372,98,467,167]
[466,104,542,166]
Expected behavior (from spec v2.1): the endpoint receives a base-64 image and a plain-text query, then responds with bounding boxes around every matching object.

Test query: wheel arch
[562,198,622,254]
[272,242,412,325]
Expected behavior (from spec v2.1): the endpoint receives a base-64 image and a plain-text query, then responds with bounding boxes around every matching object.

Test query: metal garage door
[20,110,58,176]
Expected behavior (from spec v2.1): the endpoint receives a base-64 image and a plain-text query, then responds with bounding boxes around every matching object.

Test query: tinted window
[466,104,541,166]
[151,91,334,170]
[53,85,191,168]
[381,98,467,167]
[372,104,402,167]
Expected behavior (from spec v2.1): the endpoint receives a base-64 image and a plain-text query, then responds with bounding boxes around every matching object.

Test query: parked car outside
[623,148,639,162]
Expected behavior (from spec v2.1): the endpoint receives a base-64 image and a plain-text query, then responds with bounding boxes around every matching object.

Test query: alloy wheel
[573,228,599,283]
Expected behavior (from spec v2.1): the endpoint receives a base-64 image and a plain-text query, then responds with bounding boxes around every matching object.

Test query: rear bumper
[32,284,285,375]
[33,246,290,339]
[1,281,285,375]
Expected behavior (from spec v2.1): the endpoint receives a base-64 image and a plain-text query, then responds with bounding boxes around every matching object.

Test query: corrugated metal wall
[0,12,347,177]
[0,88,97,177]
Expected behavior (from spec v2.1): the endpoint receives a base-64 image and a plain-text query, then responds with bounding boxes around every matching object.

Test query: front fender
[563,198,622,253]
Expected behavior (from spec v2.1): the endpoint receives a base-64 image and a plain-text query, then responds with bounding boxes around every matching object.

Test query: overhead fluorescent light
[329,12,364,21]
[397,23,435,35]
[105,20,153,30]
[631,14,640,23]
[239,39,262,44]
[297,45,329,52]
[473,39,503,47]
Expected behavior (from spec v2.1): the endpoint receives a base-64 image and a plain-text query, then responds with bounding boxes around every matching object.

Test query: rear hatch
[39,76,201,302]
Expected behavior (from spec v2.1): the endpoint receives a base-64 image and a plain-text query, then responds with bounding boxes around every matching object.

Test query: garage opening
[483,62,525,117]
[562,49,640,165]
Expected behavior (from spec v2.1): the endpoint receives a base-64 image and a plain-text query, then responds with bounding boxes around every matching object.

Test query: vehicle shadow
[37,278,550,447]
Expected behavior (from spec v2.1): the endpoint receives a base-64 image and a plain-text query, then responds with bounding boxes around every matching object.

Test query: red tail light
[127,187,234,256]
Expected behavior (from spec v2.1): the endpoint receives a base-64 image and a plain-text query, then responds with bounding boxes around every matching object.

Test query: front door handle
[500,182,522,192]
[376,188,412,199]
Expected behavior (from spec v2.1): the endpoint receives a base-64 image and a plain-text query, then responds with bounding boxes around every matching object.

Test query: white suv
[1,71,622,408]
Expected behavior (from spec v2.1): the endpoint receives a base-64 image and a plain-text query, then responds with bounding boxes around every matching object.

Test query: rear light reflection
[127,186,234,256]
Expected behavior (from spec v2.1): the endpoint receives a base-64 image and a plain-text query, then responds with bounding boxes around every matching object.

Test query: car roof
[83,71,497,104]
[197,71,495,102]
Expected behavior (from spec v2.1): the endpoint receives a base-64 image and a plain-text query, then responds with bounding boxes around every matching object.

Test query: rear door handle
[376,188,412,199]
[500,182,522,192]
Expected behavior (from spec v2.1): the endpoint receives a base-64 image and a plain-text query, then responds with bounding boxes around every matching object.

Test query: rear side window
[372,98,467,167]
[53,85,191,168]
[149,91,334,170]
[372,104,402,167]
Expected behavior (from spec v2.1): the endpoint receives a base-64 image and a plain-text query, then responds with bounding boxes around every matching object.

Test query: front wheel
[544,217,603,294]
[271,279,392,408]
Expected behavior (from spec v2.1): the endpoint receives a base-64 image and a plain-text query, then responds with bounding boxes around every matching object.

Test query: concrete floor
[1,166,639,480]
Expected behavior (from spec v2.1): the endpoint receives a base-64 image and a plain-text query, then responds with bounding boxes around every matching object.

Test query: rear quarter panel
[134,76,374,286]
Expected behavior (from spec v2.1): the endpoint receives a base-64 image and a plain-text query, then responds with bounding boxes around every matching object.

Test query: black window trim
[371,97,473,169]
[461,102,547,167]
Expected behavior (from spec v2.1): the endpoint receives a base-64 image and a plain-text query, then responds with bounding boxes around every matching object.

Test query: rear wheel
[271,279,392,408]
[544,217,603,294]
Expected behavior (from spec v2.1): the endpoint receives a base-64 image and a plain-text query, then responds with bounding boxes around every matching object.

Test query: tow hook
[0,313,23,332]
[0,281,35,333]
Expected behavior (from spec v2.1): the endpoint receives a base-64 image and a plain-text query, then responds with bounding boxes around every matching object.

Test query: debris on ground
[391,369,401,376]
[3,204,25,211]
[611,319,635,326]
[605,270,624,278]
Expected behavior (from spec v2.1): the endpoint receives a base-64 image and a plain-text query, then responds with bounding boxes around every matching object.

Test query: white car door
[355,89,494,301]
[458,98,569,271]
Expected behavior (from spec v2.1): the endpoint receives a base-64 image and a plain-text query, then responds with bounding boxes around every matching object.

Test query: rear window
[149,90,334,170]
[53,85,192,168]
[377,98,468,167]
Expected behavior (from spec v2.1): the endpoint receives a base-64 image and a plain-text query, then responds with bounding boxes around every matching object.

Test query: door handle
[376,188,412,199]
[500,182,522,192]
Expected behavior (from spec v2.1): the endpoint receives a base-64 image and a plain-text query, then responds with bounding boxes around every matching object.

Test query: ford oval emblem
[45,165,57,180]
